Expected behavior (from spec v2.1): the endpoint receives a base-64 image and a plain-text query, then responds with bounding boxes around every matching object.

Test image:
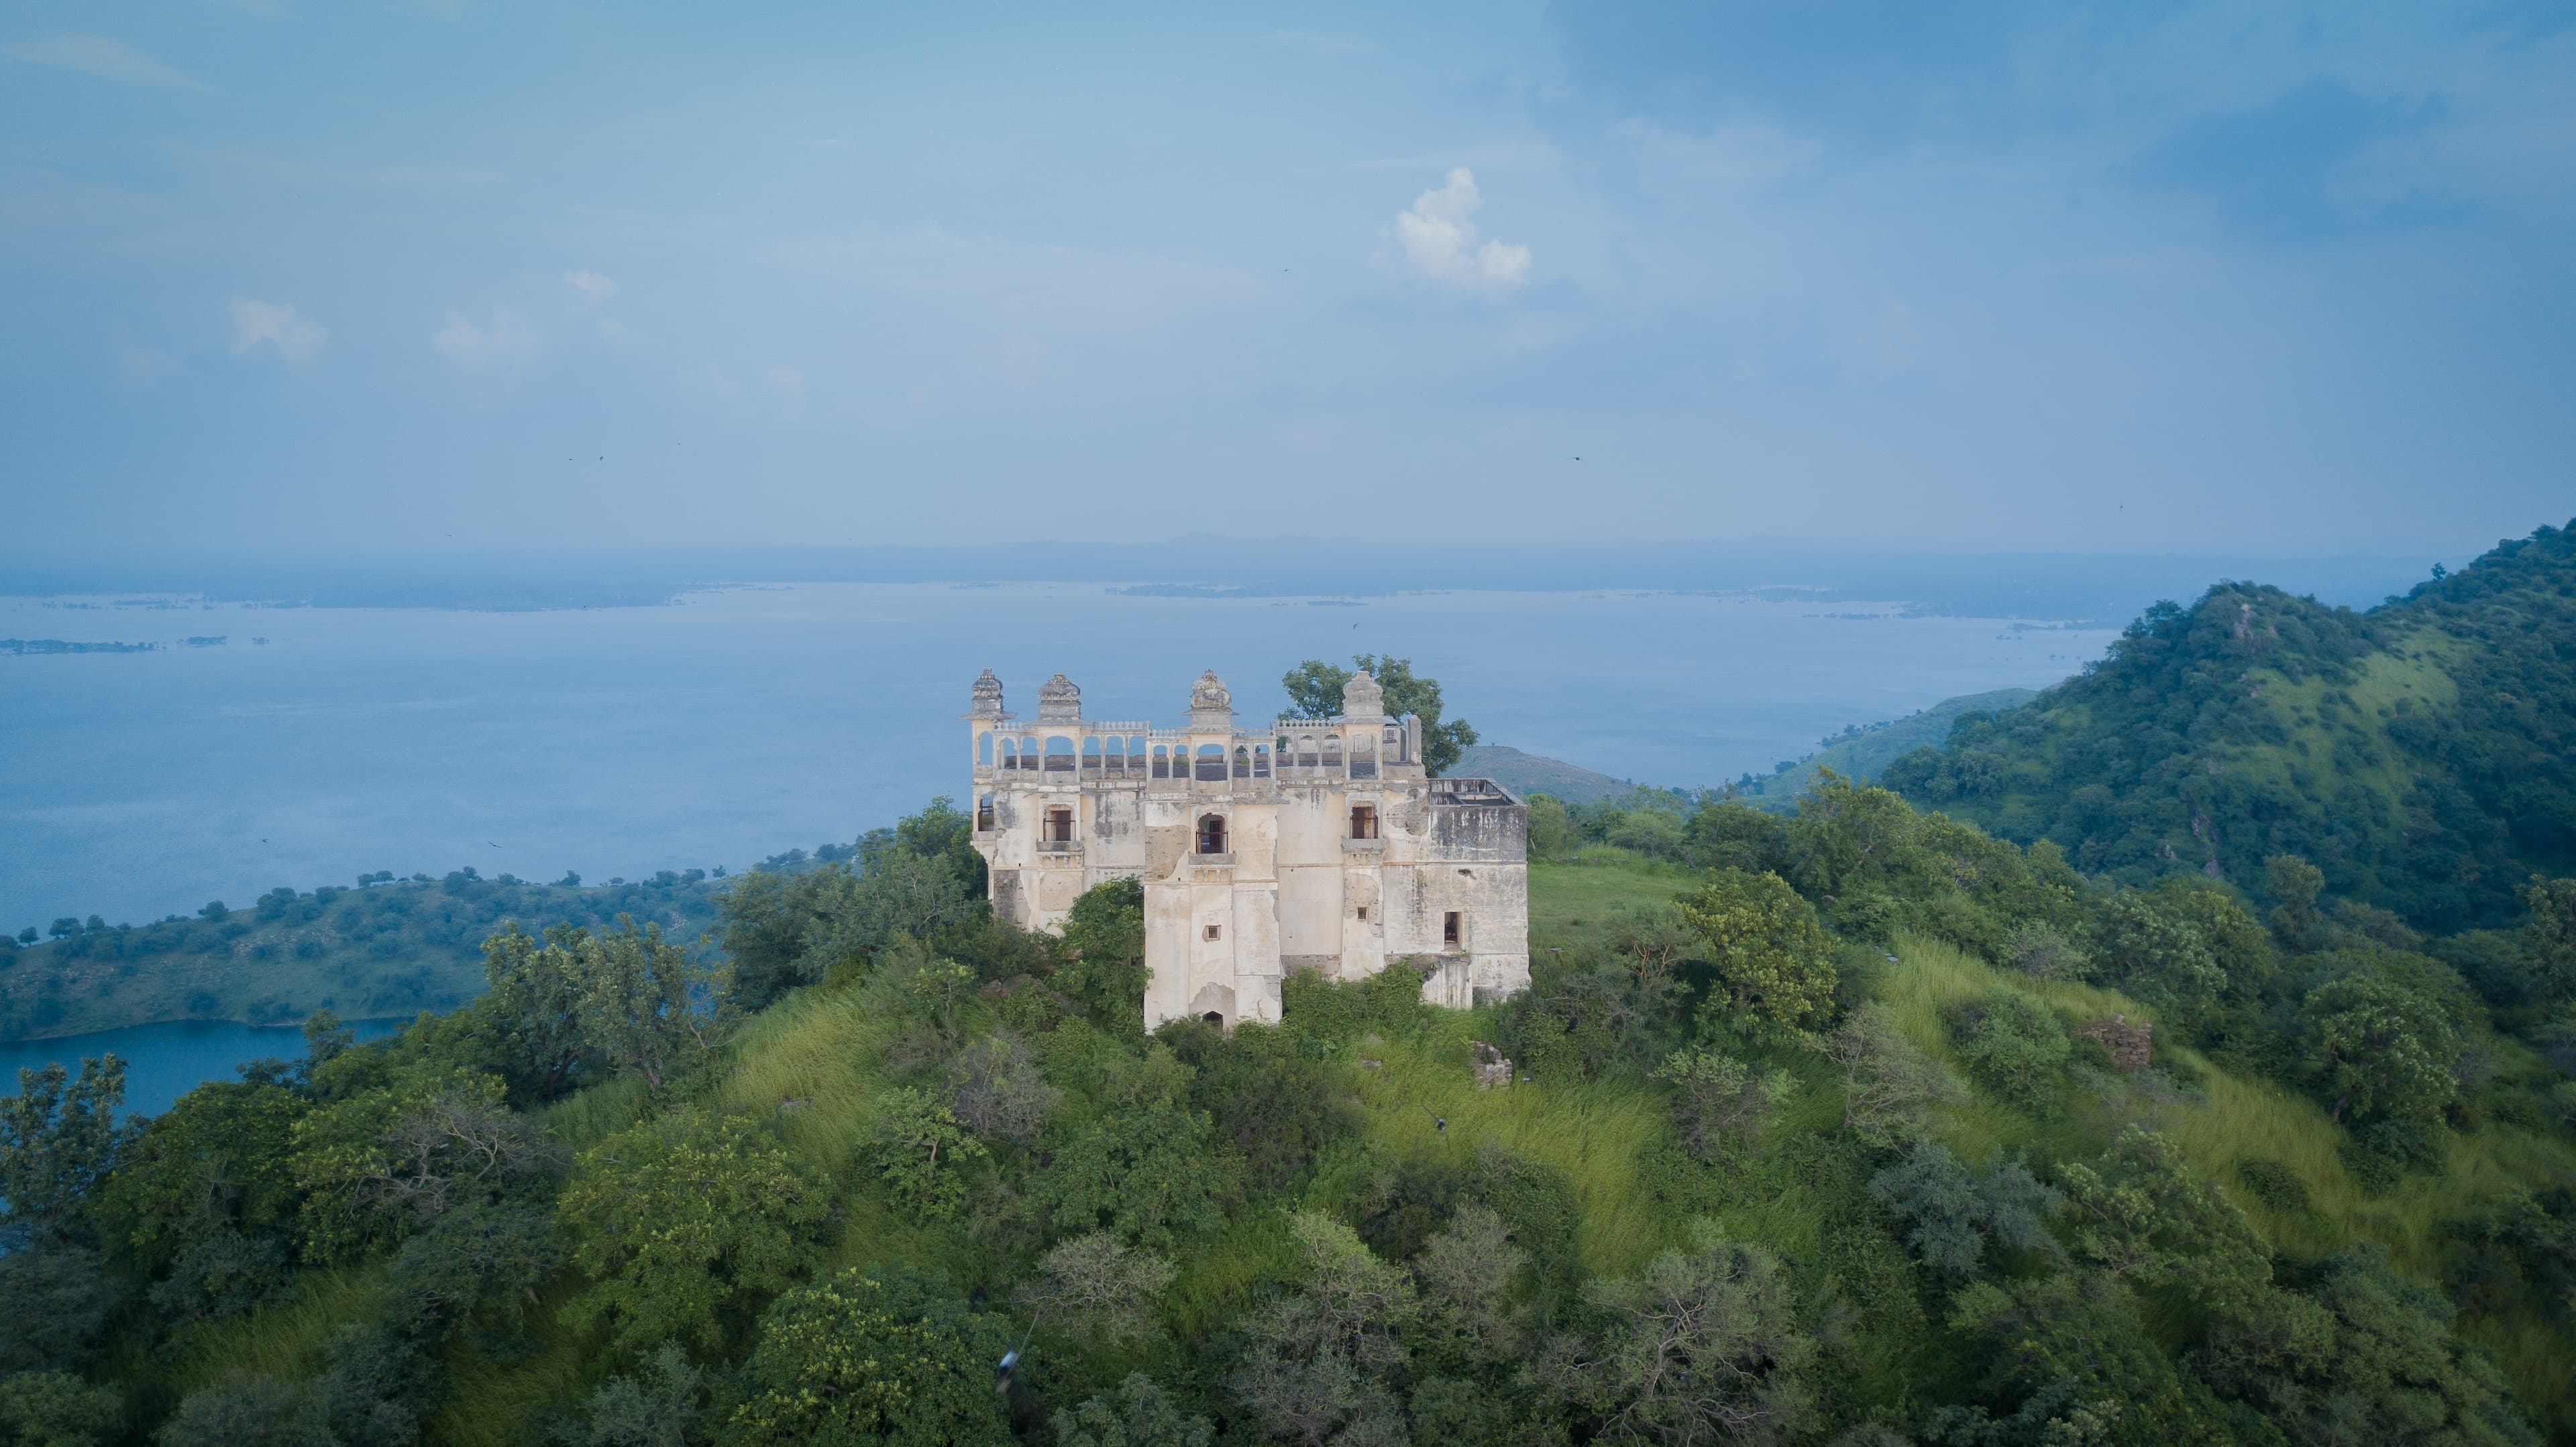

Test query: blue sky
[3,1,2569,555]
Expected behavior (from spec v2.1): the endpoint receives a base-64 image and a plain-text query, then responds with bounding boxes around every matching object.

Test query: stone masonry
[964,669,1530,1030]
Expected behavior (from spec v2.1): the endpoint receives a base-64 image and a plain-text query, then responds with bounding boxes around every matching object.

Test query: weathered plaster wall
[965,669,1526,1031]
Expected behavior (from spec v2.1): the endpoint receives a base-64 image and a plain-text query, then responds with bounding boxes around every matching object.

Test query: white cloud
[561,269,619,307]
[594,317,629,343]
[2,34,209,89]
[431,307,538,365]
[1391,168,1530,298]
[763,365,806,417]
[228,297,325,362]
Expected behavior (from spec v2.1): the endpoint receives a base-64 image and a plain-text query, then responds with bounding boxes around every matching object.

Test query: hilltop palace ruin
[965,668,1529,1030]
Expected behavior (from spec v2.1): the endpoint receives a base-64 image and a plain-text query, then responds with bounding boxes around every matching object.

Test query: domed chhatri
[961,671,1529,1031]
[1341,670,1384,718]
[1036,672,1083,722]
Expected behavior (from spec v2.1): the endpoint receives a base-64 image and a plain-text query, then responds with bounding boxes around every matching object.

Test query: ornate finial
[1189,669,1232,716]
[1036,672,1082,722]
[968,669,1006,719]
[1341,670,1384,718]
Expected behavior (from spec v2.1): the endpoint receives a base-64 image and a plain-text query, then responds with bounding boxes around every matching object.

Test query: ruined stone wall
[964,669,1526,1030]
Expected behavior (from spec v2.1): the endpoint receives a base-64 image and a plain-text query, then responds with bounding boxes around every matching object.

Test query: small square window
[1203,924,1222,941]
[1355,906,1370,920]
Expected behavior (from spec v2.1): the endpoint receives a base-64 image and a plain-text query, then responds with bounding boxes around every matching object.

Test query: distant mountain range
[1462,688,2042,809]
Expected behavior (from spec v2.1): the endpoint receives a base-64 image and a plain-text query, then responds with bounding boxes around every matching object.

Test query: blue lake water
[0,1016,405,1116]
[1,583,2117,934]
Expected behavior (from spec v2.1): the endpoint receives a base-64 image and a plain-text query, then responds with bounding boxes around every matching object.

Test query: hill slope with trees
[1878,521,2576,933]
[7,775,2573,1447]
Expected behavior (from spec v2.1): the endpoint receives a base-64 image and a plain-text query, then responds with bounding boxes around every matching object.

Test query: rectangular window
[1443,912,1462,949]
[1355,906,1370,921]
[1350,804,1379,840]
[1203,924,1222,941]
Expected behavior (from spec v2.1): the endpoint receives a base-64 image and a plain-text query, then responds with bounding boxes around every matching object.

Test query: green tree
[557,1343,709,1447]
[1947,992,2071,1107]
[1040,1100,1239,1248]
[1409,1203,1529,1372]
[945,1030,1061,1145]
[1525,794,1580,860]
[559,1112,830,1353]
[1016,1231,1177,1344]
[1653,1047,1795,1159]
[869,1088,987,1222]
[2515,874,2576,1002]
[1785,769,1927,908]
[722,1265,1012,1447]
[0,1057,129,1250]
[1866,1142,2061,1278]
[384,1202,563,1343]
[2265,855,2327,952]
[481,917,712,1098]
[2201,1251,2538,1447]
[89,1079,305,1277]
[1556,1226,1815,1446]
[1824,1004,1966,1150]
[1230,1212,1416,1447]
[1680,869,1839,1038]
[288,1069,553,1263]
[1929,1273,2279,1446]
[1053,1375,1212,1447]
[2056,1126,2270,1313]
[2296,971,2460,1124]
[0,1370,121,1447]
[1281,654,1478,776]
[0,1251,115,1374]
[1058,879,1148,1039]
[152,1372,331,1447]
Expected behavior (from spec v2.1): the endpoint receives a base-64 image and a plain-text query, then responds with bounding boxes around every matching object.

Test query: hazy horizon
[7,3,2572,557]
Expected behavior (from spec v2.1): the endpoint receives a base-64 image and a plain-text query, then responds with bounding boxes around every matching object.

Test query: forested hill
[1880,520,2576,932]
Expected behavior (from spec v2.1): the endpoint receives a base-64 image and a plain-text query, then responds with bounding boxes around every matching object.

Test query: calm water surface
[0,1017,405,1116]
[2,584,2115,930]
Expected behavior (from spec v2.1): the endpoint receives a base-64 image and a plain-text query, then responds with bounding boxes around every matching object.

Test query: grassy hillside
[1882,521,2576,932]
[1734,687,2041,812]
[17,782,2571,1447]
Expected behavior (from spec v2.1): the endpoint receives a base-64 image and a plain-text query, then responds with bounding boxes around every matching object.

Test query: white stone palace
[965,668,1529,1030]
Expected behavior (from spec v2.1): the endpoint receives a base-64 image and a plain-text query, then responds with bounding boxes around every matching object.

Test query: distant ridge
[1735,687,2042,812]
[1451,745,1654,805]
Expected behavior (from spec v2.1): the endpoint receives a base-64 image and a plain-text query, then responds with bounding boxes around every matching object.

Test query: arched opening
[1018,736,1040,771]
[977,732,993,767]
[1253,743,1271,778]
[1044,735,1075,771]
[1151,743,1171,779]
[1234,745,1251,779]
[1296,735,1319,769]
[1203,1010,1225,1025]
[1197,814,1228,855]
[999,737,1018,770]
[1082,736,1103,772]
[1104,735,1126,775]
[1348,734,1375,780]
[1322,734,1342,771]
[1194,743,1226,782]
